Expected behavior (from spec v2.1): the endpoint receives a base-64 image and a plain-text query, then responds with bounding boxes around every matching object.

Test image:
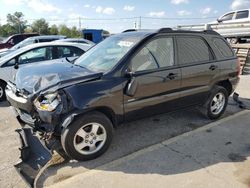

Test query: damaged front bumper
[15,128,65,188]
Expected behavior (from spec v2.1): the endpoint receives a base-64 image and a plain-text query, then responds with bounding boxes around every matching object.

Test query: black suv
[6,28,239,178]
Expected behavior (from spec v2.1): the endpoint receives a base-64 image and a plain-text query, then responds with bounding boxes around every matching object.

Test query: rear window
[236,10,249,19]
[177,36,212,65]
[213,38,234,58]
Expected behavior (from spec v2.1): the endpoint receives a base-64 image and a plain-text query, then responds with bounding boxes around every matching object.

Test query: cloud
[27,0,61,13]
[84,4,90,8]
[178,10,192,16]
[95,6,115,15]
[170,0,189,5]
[103,7,115,15]
[2,0,25,5]
[123,5,135,11]
[200,7,212,15]
[96,6,103,13]
[231,0,250,10]
[149,11,166,17]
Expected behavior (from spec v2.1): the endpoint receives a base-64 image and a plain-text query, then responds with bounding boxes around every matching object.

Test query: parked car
[6,28,240,185]
[216,9,250,24]
[0,33,39,50]
[0,35,66,58]
[57,38,95,45]
[0,42,92,101]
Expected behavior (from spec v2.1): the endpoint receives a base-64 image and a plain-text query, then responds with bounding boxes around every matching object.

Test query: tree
[6,12,27,34]
[59,24,71,37]
[32,18,49,34]
[0,24,17,37]
[49,24,58,35]
[70,26,82,38]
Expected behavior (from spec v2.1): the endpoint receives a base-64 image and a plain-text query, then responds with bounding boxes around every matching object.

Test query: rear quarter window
[213,38,234,58]
[176,36,213,65]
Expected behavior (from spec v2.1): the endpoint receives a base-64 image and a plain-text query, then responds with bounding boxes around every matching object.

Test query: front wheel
[61,112,113,161]
[205,86,228,120]
[0,81,6,102]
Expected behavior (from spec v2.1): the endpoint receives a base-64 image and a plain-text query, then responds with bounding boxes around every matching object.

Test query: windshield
[74,33,143,72]
[11,38,34,50]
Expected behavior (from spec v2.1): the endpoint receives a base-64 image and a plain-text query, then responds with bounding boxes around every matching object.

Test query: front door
[123,37,181,121]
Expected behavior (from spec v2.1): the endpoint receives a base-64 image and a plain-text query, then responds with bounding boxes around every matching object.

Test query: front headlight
[34,93,61,112]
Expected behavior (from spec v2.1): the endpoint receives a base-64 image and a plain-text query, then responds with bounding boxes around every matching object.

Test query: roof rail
[122,29,137,33]
[204,30,220,35]
[157,28,173,33]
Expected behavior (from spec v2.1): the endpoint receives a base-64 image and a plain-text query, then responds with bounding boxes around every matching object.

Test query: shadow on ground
[35,96,247,187]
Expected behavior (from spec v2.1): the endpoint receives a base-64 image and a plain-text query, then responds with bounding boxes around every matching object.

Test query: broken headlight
[34,93,61,112]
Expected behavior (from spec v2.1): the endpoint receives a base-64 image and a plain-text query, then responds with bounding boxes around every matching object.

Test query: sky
[0,0,249,33]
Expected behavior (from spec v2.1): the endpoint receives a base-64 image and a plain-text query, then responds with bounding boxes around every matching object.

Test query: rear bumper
[229,76,240,93]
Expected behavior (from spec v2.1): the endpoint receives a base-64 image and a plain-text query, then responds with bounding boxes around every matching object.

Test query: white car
[217,9,250,23]
[0,42,92,101]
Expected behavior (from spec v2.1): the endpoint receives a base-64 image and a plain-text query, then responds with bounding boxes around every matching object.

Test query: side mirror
[217,18,222,23]
[14,58,19,69]
[14,62,19,69]
[124,69,137,96]
[125,69,135,78]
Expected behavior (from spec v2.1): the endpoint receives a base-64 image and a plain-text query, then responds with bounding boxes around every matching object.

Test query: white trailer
[177,21,250,44]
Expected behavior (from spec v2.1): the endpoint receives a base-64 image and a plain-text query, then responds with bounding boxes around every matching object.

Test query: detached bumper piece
[14,128,52,188]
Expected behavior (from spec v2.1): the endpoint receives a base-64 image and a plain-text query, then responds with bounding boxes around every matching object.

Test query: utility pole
[139,16,141,30]
[79,17,81,31]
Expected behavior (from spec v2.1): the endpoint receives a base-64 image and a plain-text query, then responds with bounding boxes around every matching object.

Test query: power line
[17,16,217,22]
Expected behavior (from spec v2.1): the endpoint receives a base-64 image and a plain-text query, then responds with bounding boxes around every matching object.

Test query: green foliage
[32,18,49,35]
[59,24,71,37]
[70,26,82,38]
[0,12,27,36]
[49,24,59,35]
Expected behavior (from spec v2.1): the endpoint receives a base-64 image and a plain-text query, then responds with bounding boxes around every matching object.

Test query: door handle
[209,65,218,71]
[166,73,178,80]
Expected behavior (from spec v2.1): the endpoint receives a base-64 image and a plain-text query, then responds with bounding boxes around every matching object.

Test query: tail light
[237,58,241,76]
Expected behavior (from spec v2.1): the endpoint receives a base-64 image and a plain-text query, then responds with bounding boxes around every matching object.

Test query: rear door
[176,35,218,106]
[124,36,181,121]
[234,10,249,22]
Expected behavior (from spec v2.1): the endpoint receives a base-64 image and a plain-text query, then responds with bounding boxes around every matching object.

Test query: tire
[61,111,114,161]
[0,81,6,102]
[230,38,239,44]
[205,86,228,120]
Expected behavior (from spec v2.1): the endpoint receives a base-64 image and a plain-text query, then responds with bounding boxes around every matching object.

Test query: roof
[26,35,66,40]
[122,28,219,36]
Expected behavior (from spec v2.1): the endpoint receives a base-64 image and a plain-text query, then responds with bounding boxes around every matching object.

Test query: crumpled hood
[15,59,102,95]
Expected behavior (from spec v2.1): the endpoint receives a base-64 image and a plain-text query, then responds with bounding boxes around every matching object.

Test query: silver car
[0,41,92,101]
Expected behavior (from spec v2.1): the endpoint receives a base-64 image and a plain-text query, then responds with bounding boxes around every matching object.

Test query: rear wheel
[0,81,6,102]
[61,112,113,161]
[205,86,228,120]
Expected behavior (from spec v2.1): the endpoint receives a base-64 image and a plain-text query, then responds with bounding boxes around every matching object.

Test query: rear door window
[176,36,213,65]
[57,46,84,58]
[235,10,249,19]
[213,38,234,57]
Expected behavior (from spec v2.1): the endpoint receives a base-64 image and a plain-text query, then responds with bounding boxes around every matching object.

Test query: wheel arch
[215,79,233,96]
[0,79,7,85]
[61,106,119,132]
